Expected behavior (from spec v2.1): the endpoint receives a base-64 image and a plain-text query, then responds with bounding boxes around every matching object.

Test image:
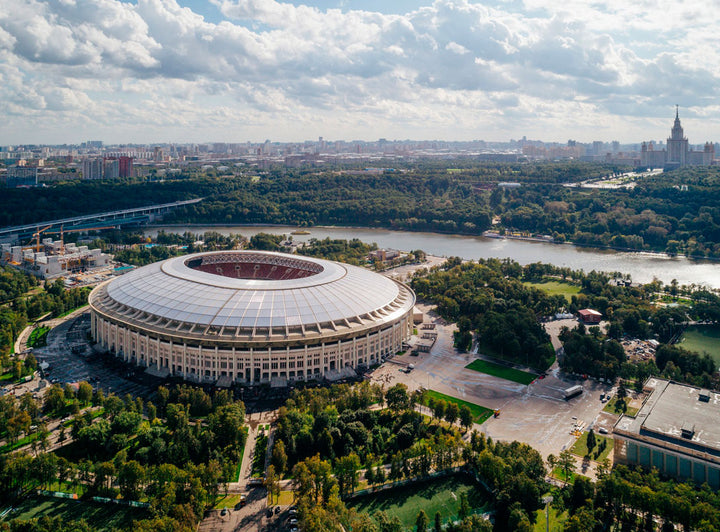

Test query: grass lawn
[27,326,51,348]
[213,493,245,509]
[603,397,638,417]
[56,304,89,319]
[533,505,568,532]
[550,467,587,485]
[45,480,88,497]
[570,431,614,462]
[4,495,145,530]
[348,474,489,528]
[678,325,720,368]
[0,432,41,454]
[465,359,537,385]
[523,280,581,302]
[422,390,494,424]
[269,490,295,506]
[276,490,295,505]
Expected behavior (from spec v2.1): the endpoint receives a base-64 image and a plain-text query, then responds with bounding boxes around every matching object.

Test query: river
[145,225,720,289]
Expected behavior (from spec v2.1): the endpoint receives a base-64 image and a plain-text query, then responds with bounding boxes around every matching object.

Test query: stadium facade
[89,251,415,385]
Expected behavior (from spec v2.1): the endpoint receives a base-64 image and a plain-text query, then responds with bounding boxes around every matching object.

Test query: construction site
[1,225,113,280]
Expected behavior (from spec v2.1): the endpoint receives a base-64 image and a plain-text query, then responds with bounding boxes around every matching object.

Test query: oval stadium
[89,250,415,385]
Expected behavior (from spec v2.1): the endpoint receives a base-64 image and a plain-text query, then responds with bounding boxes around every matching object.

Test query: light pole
[542,495,553,532]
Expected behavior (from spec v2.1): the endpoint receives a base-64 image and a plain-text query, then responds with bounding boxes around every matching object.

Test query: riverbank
[143,224,720,288]
[148,223,718,263]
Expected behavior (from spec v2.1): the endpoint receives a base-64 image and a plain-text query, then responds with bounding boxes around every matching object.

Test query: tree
[364,464,375,486]
[264,465,280,504]
[558,449,577,485]
[434,511,442,532]
[459,405,473,432]
[271,439,288,478]
[416,509,429,532]
[146,401,157,422]
[93,461,116,493]
[118,460,145,500]
[335,453,361,497]
[375,465,386,485]
[385,383,411,412]
[444,402,459,426]
[586,428,597,455]
[596,458,611,480]
[43,384,65,414]
[77,381,93,405]
[432,399,446,421]
[546,453,557,474]
[459,492,471,520]
[617,381,628,399]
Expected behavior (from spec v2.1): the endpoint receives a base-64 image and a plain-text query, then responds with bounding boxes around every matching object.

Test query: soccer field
[678,325,720,367]
[6,496,144,530]
[423,390,494,424]
[348,474,490,528]
[523,281,581,302]
[465,359,537,385]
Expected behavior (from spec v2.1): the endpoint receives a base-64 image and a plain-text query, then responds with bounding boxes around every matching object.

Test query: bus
[563,385,583,400]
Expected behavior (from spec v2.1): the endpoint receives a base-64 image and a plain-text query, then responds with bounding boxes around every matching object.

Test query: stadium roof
[99,251,410,332]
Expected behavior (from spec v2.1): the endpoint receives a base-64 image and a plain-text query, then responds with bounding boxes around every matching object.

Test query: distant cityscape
[1,110,718,187]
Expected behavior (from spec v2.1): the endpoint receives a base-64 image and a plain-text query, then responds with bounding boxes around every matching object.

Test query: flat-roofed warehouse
[89,251,415,385]
[613,378,720,489]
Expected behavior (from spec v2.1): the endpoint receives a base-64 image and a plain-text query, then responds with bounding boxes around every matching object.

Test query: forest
[0,383,246,532]
[272,382,720,532]
[6,161,720,256]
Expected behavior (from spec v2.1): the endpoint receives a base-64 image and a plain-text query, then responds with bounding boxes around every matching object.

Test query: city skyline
[2,0,720,145]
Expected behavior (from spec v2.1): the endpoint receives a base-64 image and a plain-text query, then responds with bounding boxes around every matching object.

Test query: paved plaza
[370,310,613,458]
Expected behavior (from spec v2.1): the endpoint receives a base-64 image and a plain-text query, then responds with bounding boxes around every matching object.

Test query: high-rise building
[82,158,103,179]
[103,158,119,179]
[666,107,689,167]
[5,166,38,187]
[118,156,134,178]
[641,107,715,169]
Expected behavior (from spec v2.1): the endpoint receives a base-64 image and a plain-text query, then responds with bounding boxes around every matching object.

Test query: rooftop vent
[699,389,711,402]
[681,421,695,439]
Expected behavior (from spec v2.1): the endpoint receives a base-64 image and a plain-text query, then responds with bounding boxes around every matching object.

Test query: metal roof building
[89,251,415,385]
[613,378,720,489]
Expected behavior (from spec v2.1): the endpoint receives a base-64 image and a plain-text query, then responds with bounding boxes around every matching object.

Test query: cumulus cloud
[1,0,719,143]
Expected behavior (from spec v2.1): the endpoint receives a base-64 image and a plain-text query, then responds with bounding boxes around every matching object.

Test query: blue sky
[1,0,719,145]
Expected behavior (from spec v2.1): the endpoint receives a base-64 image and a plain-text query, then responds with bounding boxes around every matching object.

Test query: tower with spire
[641,107,714,169]
[666,105,689,168]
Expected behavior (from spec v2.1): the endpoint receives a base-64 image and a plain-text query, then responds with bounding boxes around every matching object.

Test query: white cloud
[1,0,719,143]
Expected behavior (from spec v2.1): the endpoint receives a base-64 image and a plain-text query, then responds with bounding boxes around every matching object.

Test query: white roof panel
[101,250,409,331]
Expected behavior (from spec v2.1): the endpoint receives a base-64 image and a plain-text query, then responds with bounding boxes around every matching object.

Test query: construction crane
[25,225,52,254]
[46,225,116,254]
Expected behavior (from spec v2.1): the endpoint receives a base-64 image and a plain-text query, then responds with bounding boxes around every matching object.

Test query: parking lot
[370,311,614,458]
[32,309,155,400]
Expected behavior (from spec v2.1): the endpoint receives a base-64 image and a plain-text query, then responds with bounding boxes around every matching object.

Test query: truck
[563,385,584,400]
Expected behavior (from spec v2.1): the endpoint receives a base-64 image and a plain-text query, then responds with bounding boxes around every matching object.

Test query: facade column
[249,347,254,384]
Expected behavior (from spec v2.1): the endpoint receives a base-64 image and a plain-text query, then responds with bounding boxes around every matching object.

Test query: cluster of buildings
[529,109,717,169]
[1,109,717,187]
[1,238,113,279]
[81,156,134,180]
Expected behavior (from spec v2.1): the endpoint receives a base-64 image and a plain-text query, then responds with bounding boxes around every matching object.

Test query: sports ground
[348,474,490,528]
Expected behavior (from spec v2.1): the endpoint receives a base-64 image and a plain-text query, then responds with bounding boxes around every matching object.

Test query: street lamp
[542,495,553,532]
